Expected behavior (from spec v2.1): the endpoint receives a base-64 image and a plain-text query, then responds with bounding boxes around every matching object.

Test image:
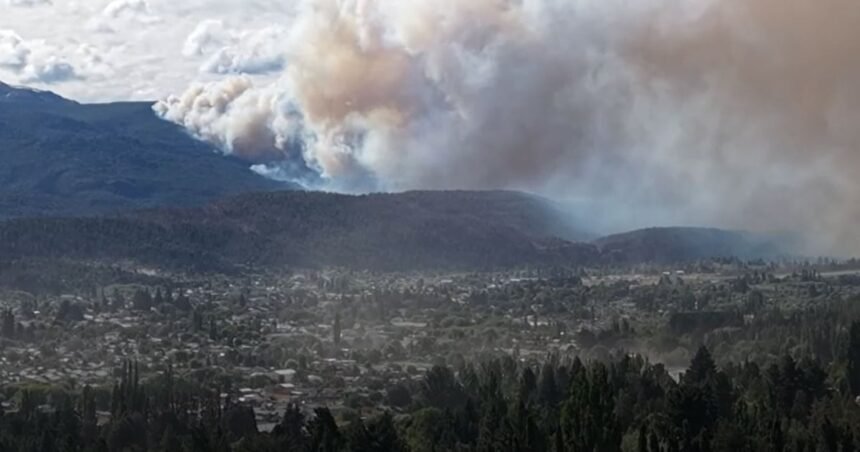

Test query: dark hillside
[0,82,287,219]
[595,227,783,263]
[0,190,596,271]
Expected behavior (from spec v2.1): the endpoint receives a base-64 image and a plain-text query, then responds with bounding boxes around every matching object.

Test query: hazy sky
[0,0,295,102]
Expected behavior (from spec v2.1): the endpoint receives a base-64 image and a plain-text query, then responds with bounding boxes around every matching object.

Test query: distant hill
[0,190,597,272]
[595,227,784,263]
[0,81,288,218]
[0,190,790,273]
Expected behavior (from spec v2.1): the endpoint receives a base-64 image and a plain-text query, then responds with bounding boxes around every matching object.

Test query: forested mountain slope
[0,81,286,219]
[0,190,595,271]
[0,190,787,272]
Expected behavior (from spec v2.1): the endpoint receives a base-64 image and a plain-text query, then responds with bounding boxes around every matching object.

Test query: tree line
[2,322,860,451]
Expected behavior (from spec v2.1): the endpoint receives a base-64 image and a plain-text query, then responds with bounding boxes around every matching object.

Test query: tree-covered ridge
[0,191,598,272]
[0,83,287,220]
[0,190,788,274]
[3,324,860,452]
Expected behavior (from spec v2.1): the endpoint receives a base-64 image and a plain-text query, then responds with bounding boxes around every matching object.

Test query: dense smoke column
[155,0,860,255]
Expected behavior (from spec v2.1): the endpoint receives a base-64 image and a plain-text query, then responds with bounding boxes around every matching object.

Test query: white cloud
[184,20,287,75]
[73,44,111,77]
[20,56,76,83]
[0,30,81,84]
[6,0,52,7]
[0,30,29,69]
[103,0,149,18]
[87,0,161,33]
[0,0,298,101]
[182,19,229,57]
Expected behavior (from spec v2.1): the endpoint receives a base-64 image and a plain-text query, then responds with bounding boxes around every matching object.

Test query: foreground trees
[849,321,860,397]
[2,329,860,452]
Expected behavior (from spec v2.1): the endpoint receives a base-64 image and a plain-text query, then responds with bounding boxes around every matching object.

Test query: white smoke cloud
[154,0,860,254]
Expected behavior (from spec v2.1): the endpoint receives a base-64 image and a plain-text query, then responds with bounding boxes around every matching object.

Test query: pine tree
[1,309,14,339]
[132,289,153,311]
[768,418,784,452]
[685,346,717,386]
[519,367,537,403]
[847,321,860,396]
[639,425,649,452]
[308,408,341,452]
[561,364,621,452]
[333,310,342,346]
[538,362,560,408]
[344,418,372,452]
[159,425,180,452]
[273,403,307,449]
[649,429,661,452]
[369,412,407,452]
[209,318,218,340]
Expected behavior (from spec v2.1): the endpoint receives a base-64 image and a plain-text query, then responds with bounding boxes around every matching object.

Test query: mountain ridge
[595,226,784,263]
[0,190,786,272]
[0,81,289,219]
[0,83,789,271]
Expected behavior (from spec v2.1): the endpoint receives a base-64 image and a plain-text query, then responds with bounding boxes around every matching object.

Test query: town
[2,258,858,433]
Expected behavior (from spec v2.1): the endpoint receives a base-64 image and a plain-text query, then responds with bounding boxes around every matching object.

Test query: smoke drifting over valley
[154,0,860,255]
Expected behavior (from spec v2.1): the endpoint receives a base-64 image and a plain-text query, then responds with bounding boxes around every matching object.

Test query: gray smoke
[154,0,860,255]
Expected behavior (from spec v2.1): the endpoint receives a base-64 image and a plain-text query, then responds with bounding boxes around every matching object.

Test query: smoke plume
[154,0,860,254]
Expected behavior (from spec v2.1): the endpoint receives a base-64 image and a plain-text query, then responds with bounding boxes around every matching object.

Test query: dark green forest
[0,190,784,274]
